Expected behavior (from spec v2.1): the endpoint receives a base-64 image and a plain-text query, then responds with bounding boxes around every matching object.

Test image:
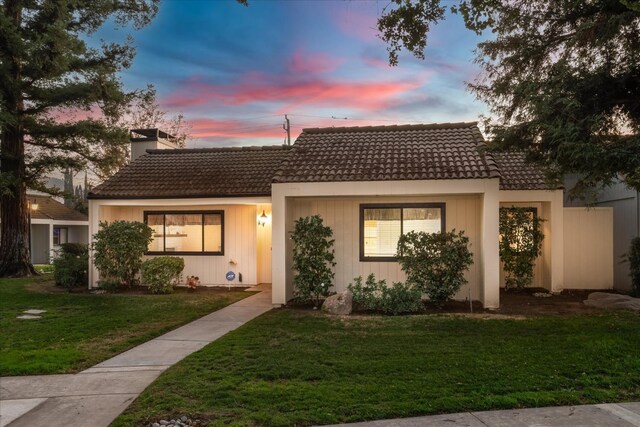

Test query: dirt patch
[24,280,67,294]
[496,288,609,315]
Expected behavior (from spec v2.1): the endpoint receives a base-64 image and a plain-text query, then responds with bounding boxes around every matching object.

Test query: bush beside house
[92,220,153,290]
[53,243,89,289]
[141,256,185,294]
[348,274,423,315]
[291,215,336,307]
[397,230,473,306]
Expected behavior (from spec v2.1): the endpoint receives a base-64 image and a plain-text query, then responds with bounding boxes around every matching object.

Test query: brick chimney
[130,128,178,161]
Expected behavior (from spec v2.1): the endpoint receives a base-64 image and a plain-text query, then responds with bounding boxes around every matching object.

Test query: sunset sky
[97,0,487,147]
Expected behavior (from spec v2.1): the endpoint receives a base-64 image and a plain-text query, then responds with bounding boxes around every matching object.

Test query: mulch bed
[289,287,624,316]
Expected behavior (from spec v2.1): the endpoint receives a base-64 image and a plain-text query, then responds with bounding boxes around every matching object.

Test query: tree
[498,208,544,290]
[377,1,640,197]
[0,0,158,277]
[291,215,336,307]
[91,84,192,181]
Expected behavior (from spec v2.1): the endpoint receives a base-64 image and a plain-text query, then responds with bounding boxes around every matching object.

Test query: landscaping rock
[23,309,46,314]
[584,292,640,311]
[533,292,552,298]
[150,416,195,427]
[322,289,353,315]
[16,314,41,320]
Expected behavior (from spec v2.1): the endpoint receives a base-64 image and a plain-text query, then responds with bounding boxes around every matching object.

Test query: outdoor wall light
[257,209,269,227]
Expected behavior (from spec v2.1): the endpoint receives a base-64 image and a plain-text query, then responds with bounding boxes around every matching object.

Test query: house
[88,123,614,308]
[564,177,639,292]
[26,194,89,264]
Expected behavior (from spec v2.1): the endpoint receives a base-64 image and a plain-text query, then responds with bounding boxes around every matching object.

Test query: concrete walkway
[0,287,272,427]
[323,402,640,427]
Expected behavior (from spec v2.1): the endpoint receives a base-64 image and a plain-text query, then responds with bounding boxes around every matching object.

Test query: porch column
[48,223,54,263]
[271,186,287,306]
[550,191,565,292]
[481,182,500,308]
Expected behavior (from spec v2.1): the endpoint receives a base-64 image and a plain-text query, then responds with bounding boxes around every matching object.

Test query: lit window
[360,204,445,261]
[144,211,224,255]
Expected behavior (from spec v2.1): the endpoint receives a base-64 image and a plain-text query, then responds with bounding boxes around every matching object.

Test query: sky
[96,0,488,148]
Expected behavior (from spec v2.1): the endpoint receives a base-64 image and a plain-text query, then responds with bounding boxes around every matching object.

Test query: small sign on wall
[226,271,236,281]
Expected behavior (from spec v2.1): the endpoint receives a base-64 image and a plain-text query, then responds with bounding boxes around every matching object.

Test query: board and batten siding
[289,195,482,301]
[563,207,614,289]
[99,204,260,285]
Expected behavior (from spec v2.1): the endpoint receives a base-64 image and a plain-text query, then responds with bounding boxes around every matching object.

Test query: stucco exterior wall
[90,200,271,287]
[287,195,483,301]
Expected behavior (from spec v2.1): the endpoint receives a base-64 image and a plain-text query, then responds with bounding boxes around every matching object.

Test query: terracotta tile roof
[89,123,557,199]
[493,151,562,190]
[88,145,292,199]
[29,195,88,222]
[272,122,501,183]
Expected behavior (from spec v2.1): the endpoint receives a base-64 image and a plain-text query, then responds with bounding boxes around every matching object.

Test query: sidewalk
[322,402,640,427]
[0,286,272,427]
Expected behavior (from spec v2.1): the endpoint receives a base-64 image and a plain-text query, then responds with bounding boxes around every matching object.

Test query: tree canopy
[0,0,158,276]
[378,0,640,196]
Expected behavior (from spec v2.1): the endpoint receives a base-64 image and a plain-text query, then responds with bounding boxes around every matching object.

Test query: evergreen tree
[377,1,640,196]
[0,0,159,277]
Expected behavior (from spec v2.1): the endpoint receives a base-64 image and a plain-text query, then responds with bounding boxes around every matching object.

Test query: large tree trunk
[0,0,36,277]
[0,128,36,277]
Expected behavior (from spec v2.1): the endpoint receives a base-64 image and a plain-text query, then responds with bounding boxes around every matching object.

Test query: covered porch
[88,198,272,289]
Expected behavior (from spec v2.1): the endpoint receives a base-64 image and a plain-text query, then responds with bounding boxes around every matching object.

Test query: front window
[53,227,68,246]
[360,204,445,261]
[144,211,224,255]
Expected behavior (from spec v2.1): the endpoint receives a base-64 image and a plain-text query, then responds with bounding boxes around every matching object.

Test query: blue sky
[98,0,487,147]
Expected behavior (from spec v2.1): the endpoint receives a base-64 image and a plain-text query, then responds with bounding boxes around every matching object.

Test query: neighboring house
[88,123,614,308]
[564,177,639,292]
[27,195,89,264]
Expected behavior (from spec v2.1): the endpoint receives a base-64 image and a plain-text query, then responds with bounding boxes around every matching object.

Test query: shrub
[628,237,640,297]
[93,220,153,289]
[379,282,423,315]
[499,207,544,289]
[141,256,185,294]
[348,274,423,315]
[397,230,473,306]
[291,215,336,307]
[348,274,386,311]
[53,243,89,289]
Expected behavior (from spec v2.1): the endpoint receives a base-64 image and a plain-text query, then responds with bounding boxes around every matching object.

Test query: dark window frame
[143,210,225,256]
[53,227,68,246]
[359,203,446,262]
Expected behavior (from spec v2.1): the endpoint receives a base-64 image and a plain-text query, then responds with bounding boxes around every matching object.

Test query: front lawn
[0,276,250,376]
[115,309,640,426]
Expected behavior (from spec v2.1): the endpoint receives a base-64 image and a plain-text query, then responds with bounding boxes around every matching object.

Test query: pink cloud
[288,50,343,74]
[165,74,423,113]
[362,55,391,69]
[189,118,284,139]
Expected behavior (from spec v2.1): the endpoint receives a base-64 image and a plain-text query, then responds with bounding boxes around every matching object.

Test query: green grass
[115,309,640,427]
[0,276,250,376]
